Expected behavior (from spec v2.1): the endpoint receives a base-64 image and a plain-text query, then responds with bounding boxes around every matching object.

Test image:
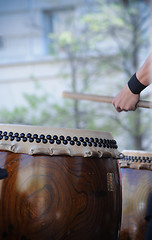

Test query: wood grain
[119,168,152,240]
[0,151,121,240]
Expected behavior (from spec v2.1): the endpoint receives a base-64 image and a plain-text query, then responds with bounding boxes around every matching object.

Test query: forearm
[127,54,152,95]
[136,53,152,86]
[112,53,151,112]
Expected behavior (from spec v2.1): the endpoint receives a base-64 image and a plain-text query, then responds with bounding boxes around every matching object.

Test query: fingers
[112,99,122,112]
[115,106,136,112]
[116,107,122,112]
[112,101,137,112]
[112,84,140,113]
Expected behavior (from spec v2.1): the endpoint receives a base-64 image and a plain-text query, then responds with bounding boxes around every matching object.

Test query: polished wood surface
[119,168,152,240]
[0,151,121,240]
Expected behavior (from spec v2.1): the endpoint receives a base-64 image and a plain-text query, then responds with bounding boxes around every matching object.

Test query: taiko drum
[0,124,122,240]
[119,150,152,240]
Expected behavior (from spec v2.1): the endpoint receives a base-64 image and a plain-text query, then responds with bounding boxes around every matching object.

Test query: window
[43,7,75,54]
[0,36,4,49]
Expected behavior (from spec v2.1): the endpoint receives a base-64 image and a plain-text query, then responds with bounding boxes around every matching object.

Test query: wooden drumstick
[62,91,152,109]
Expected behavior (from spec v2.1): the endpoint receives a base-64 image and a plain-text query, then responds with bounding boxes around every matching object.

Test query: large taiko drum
[0,124,122,240]
[119,150,152,240]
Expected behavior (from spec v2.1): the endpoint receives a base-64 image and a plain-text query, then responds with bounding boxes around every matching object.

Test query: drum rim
[0,124,120,158]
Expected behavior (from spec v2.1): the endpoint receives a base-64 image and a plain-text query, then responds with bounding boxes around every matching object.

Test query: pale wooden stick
[62,91,152,109]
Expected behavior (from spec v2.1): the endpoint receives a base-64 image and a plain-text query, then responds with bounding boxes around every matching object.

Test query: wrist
[128,73,147,94]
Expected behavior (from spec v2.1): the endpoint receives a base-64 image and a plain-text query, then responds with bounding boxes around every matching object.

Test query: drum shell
[0,151,121,240]
[119,167,152,240]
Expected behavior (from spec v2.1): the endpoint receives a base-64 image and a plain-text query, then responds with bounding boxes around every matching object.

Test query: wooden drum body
[119,150,152,240]
[0,124,121,240]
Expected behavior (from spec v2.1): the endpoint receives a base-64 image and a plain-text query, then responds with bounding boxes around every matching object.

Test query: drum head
[0,124,120,159]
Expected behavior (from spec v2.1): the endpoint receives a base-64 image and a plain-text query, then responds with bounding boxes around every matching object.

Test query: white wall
[0,0,82,109]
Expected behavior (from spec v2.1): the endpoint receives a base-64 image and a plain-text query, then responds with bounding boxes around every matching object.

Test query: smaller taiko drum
[0,124,122,240]
[119,150,152,240]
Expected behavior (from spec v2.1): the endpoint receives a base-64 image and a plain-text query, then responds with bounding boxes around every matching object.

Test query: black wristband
[128,73,147,94]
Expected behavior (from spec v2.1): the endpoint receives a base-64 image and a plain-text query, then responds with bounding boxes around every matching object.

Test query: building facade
[0,0,88,109]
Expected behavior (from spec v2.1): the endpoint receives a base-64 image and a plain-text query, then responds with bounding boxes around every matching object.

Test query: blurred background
[0,0,151,151]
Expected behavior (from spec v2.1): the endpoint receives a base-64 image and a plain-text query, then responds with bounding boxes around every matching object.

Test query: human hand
[112,85,140,112]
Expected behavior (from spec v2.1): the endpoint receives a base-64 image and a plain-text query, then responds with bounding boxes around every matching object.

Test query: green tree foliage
[49,0,151,150]
[0,0,150,151]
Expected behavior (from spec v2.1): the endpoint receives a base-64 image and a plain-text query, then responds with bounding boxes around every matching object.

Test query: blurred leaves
[0,0,150,150]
